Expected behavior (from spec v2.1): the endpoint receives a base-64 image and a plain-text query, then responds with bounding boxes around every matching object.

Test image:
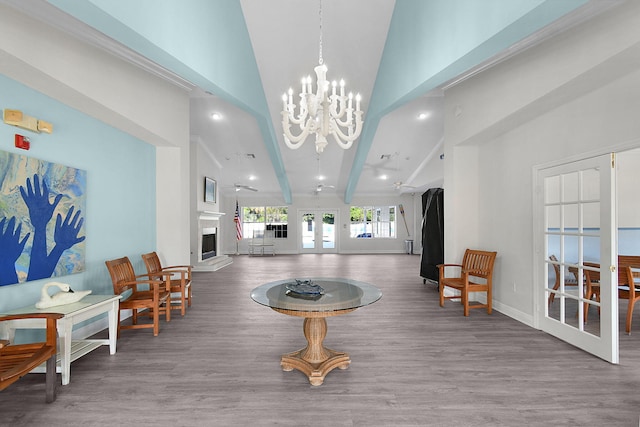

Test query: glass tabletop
[251,277,382,313]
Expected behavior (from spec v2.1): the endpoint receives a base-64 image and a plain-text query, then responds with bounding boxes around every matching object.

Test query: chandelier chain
[318,0,323,65]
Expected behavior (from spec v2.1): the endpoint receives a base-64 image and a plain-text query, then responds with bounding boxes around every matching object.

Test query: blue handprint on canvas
[0,217,31,286]
[0,151,87,286]
[20,174,85,281]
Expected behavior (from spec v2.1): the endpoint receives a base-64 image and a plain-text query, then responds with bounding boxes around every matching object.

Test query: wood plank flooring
[2,254,640,426]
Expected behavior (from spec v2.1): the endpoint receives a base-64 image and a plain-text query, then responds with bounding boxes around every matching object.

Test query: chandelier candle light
[281,0,364,154]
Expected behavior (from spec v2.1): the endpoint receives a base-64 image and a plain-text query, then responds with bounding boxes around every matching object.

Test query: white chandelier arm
[331,108,354,128]
[329,94,348,120]
[329,112,363,143]
[283,94,307,127]
[282,111,315,149]
[329,131,355,150]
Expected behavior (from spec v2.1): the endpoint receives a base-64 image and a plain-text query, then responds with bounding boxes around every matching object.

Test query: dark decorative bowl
[285,279,325,300]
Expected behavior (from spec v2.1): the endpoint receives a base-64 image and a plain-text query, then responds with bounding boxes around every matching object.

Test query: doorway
[299,210,338,253]
[535,153,618,363]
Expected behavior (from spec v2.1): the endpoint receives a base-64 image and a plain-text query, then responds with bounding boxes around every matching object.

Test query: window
[350,206,396,238]
[242,206,288,239]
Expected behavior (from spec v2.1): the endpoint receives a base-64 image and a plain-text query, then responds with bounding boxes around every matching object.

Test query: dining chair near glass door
[617,255,640,335]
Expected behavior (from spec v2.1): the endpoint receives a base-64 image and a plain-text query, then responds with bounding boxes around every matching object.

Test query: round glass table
[251,277,382,385]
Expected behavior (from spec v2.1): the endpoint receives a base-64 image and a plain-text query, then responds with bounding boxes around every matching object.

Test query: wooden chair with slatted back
[0,312,63,402]
[105,256,171,337]
[438,249,497,316]
[547,255,579,306]
[617,255,640,334]
[141,252,192,316]
[581,262,601,323]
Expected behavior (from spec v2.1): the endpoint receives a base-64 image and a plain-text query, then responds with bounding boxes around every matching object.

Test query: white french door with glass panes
[535,153,618,363]
[299,210,337,253]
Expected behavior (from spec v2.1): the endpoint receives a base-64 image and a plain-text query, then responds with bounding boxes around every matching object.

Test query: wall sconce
[3,109,53,134]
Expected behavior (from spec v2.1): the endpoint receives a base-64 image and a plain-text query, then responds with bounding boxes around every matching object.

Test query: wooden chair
[105,256,171,337]
[547,255,579,306]
[581,262,601,323]
[141,252,192,316]
[438,249,497,316]
[0,312,63,403]
[617,255,640,334]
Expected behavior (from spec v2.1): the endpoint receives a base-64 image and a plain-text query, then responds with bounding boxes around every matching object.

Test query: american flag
[234,201,243,241]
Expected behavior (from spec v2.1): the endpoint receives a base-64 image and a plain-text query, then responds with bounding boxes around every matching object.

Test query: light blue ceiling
[48,0,587,204]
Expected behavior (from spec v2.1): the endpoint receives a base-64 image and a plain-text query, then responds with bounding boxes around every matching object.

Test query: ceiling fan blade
[235,184,258,192]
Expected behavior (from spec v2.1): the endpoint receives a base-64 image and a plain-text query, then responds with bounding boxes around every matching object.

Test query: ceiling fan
[392,181,416,191]
[315,183,335,192]
[313,183,335,195]
[235,183,258,192]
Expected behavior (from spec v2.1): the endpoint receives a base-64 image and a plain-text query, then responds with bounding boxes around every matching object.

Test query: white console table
[0,294,120,385]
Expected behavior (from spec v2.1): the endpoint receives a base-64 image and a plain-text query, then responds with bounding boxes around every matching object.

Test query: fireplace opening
[202,228,217,260]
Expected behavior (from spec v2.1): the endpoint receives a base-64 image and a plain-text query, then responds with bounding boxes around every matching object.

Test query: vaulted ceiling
[3,0,617,203]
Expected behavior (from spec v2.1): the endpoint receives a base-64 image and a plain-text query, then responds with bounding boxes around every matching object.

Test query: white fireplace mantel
[195,210,232,271]
[199,211,226,221]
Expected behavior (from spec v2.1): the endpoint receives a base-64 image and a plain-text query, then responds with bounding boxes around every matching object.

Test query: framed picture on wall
[204,177,216,203]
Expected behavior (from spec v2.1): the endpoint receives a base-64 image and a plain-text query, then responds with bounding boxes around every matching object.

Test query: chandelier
[281,0,364,154]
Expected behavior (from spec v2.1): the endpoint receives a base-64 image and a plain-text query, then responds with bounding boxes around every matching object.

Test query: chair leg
[439,283,445,307]
[187,286,192,307]
[487,287,492,315]
[45,354,57,403]
[626,297,636,335]
[153,304,160,336]
[463,291,469,316]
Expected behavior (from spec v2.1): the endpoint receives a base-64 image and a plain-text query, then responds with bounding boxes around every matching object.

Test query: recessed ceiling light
[317,175,325,181]
[380,174,388,180]
[248,175,256,181]
[211,113,222,120]
[418,112,430,120]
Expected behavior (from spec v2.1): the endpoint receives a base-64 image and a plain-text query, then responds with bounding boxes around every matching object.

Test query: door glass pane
[581,168,600,200]
[545,176,560,204]
[584,300,601,337]
[301,213,315,249]
[583,202,600,229]
[563,172,579,203]
[322,213,335,249]
[564,235,579,264]
[584,235,600,263]
[564,203,579,231]
[547,205,561,230]
[547,234,561,260]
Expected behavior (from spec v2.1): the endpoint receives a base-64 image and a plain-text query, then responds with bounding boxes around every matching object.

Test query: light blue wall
[0,74,156,313]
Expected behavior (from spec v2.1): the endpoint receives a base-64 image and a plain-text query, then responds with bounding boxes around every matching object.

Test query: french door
[536,154,618,363]
[299,210,337,253]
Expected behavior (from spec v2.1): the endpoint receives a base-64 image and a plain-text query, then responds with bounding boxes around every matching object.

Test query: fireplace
[202,227,217,260]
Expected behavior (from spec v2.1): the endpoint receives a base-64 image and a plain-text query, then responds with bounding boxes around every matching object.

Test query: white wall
[443,1,640,325]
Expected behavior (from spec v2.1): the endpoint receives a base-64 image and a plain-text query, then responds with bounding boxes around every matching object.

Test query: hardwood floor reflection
[2,254,640,426]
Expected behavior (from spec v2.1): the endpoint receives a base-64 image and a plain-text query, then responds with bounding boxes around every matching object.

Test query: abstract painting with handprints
[0,149,86,286]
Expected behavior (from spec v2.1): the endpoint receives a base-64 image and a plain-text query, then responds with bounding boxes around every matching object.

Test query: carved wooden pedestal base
[273,310,354,386]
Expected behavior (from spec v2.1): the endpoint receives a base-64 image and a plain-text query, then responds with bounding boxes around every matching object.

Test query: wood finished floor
[2,254,640,426]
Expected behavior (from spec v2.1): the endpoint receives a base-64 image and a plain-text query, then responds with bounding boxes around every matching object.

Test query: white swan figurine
[35,282,92,309]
